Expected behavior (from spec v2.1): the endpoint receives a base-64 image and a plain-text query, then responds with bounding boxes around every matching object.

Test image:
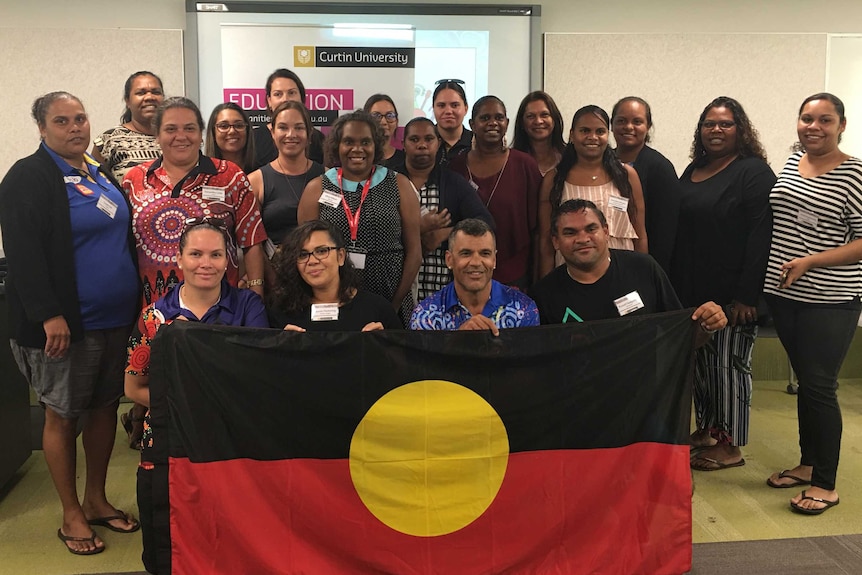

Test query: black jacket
[0,146,139,347]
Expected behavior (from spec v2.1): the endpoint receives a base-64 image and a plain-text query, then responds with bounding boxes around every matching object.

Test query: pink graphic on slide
[224,88,354,111]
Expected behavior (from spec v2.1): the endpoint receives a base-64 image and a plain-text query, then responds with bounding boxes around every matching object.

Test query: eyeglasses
[215,122,248,133]
[435,79,465,85]
[700,120,736,130]
[370,111,398,121]
[297,246,338,262]
[184,216,228,231]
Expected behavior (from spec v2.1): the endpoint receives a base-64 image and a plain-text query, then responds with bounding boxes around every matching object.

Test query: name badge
[468,180,480,191]
[201,186,226,202]
[797,209,818,228]
[96,193,119,219]
[319,190,342,208]
[64,175,82,184]
[311,303,339,322]
[608,195,629,212]
[614,291,644,316]
[348,249,366,269]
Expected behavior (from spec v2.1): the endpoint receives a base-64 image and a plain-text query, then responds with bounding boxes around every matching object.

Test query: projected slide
[221,25,489,128]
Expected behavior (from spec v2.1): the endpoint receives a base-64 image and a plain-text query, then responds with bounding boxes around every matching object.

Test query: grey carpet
[72,536,862,575]
[690,534,862,575]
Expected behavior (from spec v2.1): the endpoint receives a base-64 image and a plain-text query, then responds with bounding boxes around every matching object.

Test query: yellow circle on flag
[349,380,509,537]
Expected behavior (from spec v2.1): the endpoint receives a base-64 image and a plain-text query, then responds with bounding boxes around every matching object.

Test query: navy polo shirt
[44,143,138,330]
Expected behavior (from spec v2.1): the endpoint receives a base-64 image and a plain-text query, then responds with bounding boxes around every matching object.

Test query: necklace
[276,156,310,202]
[467,152,509,207]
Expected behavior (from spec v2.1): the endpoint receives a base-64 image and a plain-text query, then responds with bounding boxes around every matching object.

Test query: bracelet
[247,279,264,287]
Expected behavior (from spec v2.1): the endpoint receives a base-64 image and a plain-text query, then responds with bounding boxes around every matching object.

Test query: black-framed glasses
[184,216,228,231]
[435,78,465,85]
[370,111,398,121]
[700,120,736,131]
[215,122,248,133]
[297,246,338,262]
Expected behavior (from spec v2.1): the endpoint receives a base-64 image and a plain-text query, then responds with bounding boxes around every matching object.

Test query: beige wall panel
[545,33,826,174]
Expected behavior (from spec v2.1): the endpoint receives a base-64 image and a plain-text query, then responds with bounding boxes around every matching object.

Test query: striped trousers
[693,324,757,446]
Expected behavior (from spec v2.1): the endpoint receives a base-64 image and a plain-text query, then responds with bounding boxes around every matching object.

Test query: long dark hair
[121,71,163,123]
[690,96,767,167]
[204,102,256,173]
[268,220,358,314]
[512,91,566,155]
[550,106,632,213]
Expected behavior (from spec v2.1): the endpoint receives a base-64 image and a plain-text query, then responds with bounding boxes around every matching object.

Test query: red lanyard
[336,167,374,242]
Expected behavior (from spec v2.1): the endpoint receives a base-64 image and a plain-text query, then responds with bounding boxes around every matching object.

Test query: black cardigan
[0,146,139,347]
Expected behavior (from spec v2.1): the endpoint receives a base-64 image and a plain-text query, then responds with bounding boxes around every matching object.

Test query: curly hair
[323,110,386,168]
[204,102,256,173]
[512,91,566,155]
[550,106,632,213]
[689,96,767,167]
[268,220,358,314]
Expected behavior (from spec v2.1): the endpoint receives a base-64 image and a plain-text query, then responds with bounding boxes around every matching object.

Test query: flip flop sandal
[767,469,811,489]
[87,510,141,533]
[790,490,839,515]
[57,528,105,555]
[120,408,144,450]
[690,456,746,471]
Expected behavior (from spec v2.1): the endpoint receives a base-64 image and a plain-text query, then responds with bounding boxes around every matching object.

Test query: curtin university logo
[294,46,315,67]
[293,46,415,68]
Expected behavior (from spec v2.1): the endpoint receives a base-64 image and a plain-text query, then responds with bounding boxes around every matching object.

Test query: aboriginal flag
[148,309,696,575]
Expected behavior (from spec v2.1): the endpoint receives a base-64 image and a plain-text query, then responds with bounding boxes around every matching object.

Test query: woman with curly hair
[268,220,401,331]
[537,105,647,278]
[297,110,421,325]
[672,96,776,472]
[512,91,566,178]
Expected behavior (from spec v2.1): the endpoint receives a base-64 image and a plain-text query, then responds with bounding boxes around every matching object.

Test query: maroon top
[449,149,542,285]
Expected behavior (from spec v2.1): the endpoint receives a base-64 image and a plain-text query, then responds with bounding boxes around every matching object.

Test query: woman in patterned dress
[92,71,165,182]
[297,110,421,325]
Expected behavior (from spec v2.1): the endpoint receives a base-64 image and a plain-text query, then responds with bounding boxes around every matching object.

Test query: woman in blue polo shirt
[123,218,268,573]
[0,91,140,555]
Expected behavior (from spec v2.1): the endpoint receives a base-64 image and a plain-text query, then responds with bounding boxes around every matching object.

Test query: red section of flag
[169,443,691,575]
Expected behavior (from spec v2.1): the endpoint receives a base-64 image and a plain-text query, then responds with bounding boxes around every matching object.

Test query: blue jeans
[766,295,860,490]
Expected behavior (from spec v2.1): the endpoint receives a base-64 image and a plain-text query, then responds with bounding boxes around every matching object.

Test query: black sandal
[120,406,144,450]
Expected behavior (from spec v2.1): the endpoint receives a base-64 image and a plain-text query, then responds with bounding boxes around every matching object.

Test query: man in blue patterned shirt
[410,219,539,333]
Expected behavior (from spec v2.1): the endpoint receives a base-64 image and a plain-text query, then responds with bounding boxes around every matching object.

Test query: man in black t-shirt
[531,199,726,342]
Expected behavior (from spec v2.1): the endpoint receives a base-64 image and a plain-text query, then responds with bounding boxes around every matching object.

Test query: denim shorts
[10,325,131,419]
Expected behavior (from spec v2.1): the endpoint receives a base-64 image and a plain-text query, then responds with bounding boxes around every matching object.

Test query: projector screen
[185,2,540,135]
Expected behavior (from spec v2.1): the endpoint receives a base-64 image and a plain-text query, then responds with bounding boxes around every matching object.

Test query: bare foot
[791,486,838,512]
[690,430,717,449]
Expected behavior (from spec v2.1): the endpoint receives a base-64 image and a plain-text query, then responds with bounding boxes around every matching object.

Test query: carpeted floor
[690,534,862,574]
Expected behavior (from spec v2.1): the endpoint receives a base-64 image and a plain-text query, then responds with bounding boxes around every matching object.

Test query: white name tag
[311,303,339,322]
[96,193,118,219]
[64,175,82,184]
[319,190,342,208]
[348,250,366,269]
[614,291,644,316]
[201,186,226,202]
[797,208,818,228]
[608,195,629,212]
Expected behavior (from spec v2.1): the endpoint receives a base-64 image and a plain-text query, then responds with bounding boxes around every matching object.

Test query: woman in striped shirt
[764,93,862,515]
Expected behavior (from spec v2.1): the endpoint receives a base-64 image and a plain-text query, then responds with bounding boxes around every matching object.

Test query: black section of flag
[149,310,695,463]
